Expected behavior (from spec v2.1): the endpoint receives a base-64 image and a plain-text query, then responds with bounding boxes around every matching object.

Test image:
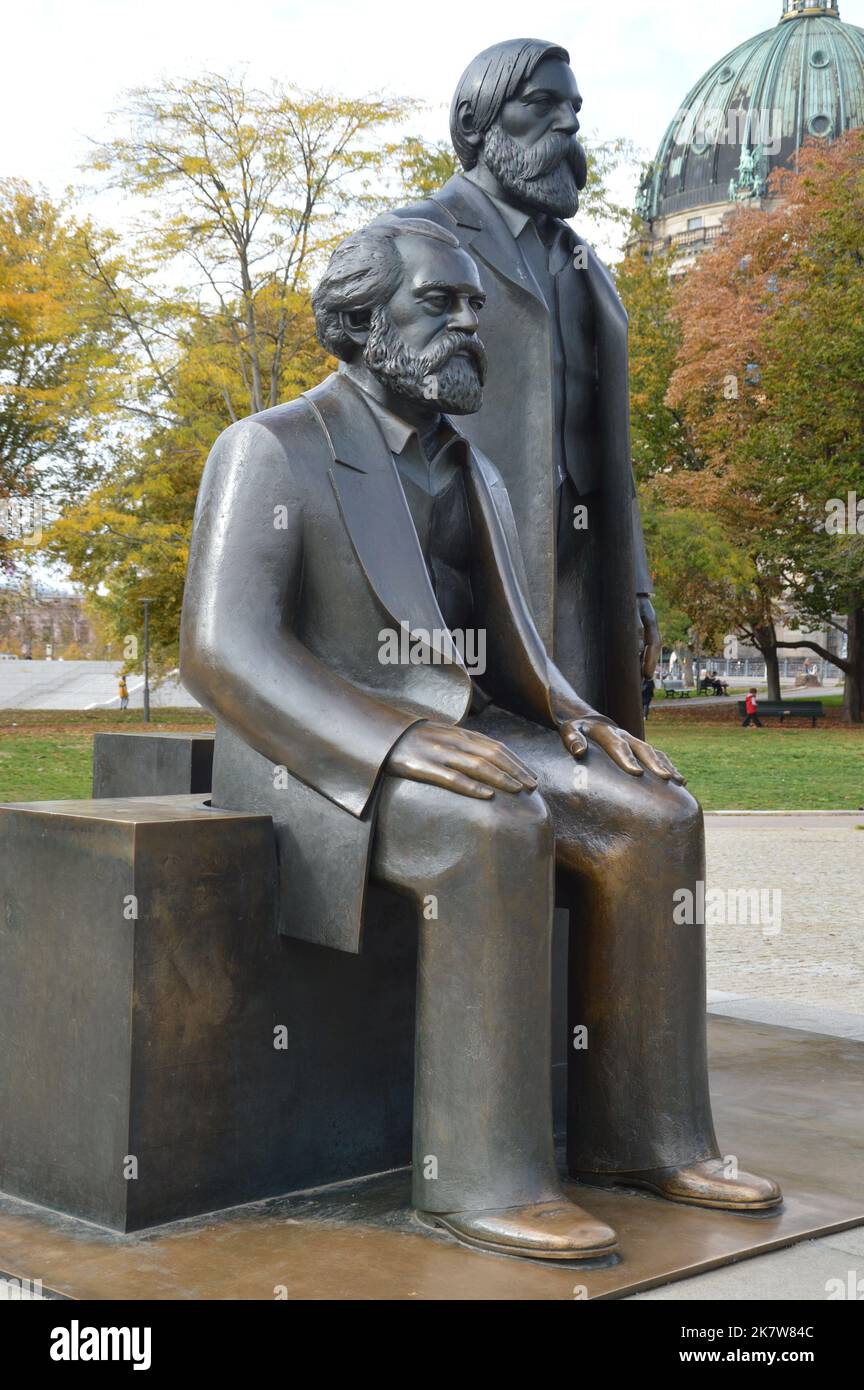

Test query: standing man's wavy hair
[449,38,570,171]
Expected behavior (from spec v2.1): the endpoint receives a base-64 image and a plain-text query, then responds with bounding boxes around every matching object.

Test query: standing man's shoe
[418,1200,618,1260]
[571,1159,782,1212]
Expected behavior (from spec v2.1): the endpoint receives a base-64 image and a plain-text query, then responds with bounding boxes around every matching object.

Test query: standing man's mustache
[570,138,589,192]
[526,131,588,190]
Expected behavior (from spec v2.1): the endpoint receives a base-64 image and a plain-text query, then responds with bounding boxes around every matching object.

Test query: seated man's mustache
[362,309,486,405]
[422,331,487,383]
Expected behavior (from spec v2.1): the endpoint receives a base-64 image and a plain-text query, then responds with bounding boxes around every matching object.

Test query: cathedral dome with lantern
[634,1,864,267]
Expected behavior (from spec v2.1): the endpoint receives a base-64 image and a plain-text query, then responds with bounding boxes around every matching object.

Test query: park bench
[737,699,824,727]
[662,679,691,698]
[698,678,729,696]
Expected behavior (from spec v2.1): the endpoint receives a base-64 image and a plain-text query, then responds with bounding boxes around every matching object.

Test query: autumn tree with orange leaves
[617,234,781,680]
[665,129,864,720]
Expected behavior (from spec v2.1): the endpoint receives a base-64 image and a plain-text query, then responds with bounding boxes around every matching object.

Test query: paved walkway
[704,813,864,1012]
[0,659,198,710]
[628,812,864,1301]
[630,1224,864,1300]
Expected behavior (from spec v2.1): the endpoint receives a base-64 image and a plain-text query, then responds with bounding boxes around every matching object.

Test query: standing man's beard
[363,307,487,415]
[481,123,588,219]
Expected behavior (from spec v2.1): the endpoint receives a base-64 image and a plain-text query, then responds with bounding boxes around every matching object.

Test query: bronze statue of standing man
[392,38,782,1210]
[396,37,660,736]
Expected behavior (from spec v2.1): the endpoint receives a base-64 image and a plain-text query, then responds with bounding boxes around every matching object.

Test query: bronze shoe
[417,1200,618,1260]
[571,1159,783,1213]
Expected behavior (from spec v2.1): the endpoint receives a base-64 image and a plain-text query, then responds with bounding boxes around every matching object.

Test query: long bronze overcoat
[395,174,649,735]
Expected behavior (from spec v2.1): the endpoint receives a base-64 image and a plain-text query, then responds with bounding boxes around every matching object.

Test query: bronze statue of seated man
[180,215,781,1262]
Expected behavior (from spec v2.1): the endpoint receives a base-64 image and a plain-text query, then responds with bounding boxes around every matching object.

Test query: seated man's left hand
[561,716,685,784]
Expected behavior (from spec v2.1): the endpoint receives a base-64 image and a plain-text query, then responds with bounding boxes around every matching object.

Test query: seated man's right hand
[386,722,538,800]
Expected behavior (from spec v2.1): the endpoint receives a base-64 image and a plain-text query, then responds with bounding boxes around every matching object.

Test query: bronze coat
[394,174,649,735]
[180,372,595,952]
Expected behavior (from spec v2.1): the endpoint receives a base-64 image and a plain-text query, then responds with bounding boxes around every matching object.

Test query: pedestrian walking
[741,688,763,728]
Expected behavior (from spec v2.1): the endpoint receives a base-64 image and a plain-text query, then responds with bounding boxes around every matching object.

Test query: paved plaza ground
[0,659,195,710]
[705,814,864,1013]
[628,810,864,1300]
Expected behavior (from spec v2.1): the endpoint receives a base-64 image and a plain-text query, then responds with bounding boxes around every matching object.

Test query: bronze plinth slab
[0,1018,861,1300]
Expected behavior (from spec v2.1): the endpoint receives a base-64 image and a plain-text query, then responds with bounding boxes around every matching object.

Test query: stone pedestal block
[92,733,214,798]
[88,731,566,1125]
[0,795,415,1232]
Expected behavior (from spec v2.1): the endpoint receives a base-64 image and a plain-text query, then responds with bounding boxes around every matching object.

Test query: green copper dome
[638,2,864,222]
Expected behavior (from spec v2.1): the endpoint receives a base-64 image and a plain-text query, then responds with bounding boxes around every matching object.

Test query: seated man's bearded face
[481,57,588,219]
[363,237,488,415]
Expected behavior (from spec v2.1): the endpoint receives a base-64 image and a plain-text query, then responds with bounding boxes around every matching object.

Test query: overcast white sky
[6,0,861,202]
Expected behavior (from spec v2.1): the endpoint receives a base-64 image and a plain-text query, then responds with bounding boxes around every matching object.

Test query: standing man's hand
[561,716,685,784]
[638,596,662,679]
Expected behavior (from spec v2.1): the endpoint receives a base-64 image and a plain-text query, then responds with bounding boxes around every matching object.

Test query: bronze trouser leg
[370,774,562,1215]
[468,708,721,1176]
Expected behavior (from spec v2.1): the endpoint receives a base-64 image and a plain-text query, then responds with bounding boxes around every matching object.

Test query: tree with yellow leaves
[0,180,127,567]
[47,75,418,669]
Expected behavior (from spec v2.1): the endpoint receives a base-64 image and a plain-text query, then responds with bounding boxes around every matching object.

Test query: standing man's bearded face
[477,57,588,219]
[482,124,588,219]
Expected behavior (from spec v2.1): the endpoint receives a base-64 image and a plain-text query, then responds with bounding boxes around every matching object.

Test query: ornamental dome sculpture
[635,2,864,264]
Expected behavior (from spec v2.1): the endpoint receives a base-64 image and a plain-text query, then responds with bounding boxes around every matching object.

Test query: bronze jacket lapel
[305,375,575,734]
[439,175,629,374]
[304,374,467,677]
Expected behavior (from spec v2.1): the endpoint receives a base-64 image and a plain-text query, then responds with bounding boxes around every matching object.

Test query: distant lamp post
[139,598,153,724]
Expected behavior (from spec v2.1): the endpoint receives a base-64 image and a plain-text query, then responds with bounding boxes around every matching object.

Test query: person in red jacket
[742,688,764,728]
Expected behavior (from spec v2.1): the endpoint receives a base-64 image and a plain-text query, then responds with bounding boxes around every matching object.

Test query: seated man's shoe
[572,1159,783,1213]
[417,1200,618,1260]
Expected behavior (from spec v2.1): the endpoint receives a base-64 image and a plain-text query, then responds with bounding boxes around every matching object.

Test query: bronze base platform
[1,1017,861,1301]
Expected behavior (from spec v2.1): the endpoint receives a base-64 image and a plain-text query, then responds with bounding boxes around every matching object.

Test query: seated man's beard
[481,122,588,219]
[362,307,487,415]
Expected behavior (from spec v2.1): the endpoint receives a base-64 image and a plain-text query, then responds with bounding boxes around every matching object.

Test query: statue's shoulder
[209,389,333,467]
[390,174,478,231]
[389,195,450,225]
[243,392,328,445]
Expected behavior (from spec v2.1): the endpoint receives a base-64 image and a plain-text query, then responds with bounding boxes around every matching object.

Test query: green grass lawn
[0,734,95,802]
[1,707,861,810]
[647,721,864,810]
[0,709,214,803]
